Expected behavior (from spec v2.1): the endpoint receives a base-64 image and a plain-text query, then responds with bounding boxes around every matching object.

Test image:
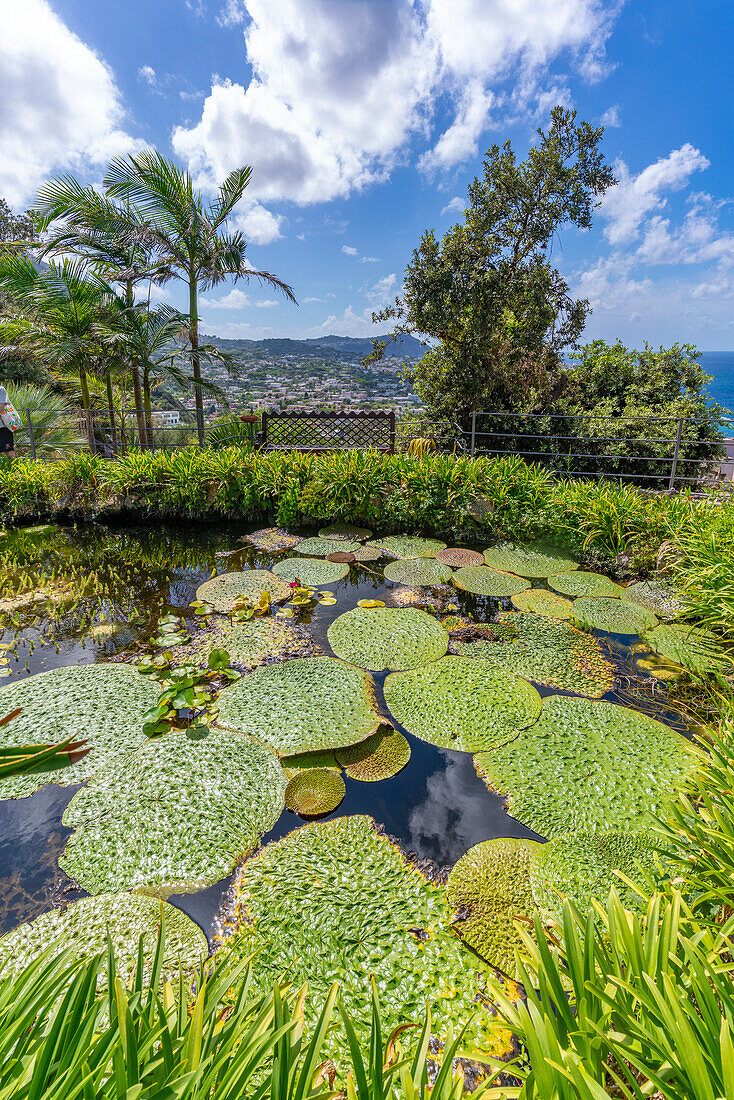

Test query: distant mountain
[201,332,425,360]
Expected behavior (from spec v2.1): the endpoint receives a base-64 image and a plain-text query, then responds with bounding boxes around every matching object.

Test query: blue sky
[3,0,733,348]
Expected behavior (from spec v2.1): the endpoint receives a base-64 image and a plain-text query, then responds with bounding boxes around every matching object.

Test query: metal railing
[457,411,734,491]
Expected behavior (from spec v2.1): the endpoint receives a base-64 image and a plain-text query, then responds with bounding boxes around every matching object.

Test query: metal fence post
[24,409,36,460]
[668,417,685,492]
[470,411,477,457]
[388,409,396,454]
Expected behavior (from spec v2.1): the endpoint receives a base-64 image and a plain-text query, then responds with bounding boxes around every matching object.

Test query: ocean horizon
[702,352,734,420]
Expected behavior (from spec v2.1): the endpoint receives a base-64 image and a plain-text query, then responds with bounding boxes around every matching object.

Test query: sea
[702,352,734,428]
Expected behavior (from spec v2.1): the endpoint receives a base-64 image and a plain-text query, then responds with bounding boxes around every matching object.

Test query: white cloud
[0,0,140,207]
[600,144,710,246]
[231,201,283,244]
[360,255,380,263]
[441,195,466,217]
[600,104,621,127]
[255,299,279,308]
[308,304,378,337]
[217,0,246,26]
[341,245,358,256]
[303,296,324,303]
[366,273,397,304]
[138,64,157,88]
[419,80,494,173]
[200,288,252,309]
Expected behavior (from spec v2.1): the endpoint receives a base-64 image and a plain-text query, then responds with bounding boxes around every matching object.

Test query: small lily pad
[366,536,447,559]
[327,607,448,671]
[549,571,623,599]
[196,570,292,611]
[483,542,579,578]
[352,546,384,562]
[453,566,529,597]
[285,768,345,815]
[510,589,574,619]
[241,528,303,552]
[357,599,386,608]
[384,558,453,586]
[272,558,349,585]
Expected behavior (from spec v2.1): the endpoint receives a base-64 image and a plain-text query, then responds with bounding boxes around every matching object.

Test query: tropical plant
[1,382,84,455]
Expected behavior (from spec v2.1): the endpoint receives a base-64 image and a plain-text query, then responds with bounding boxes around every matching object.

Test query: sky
[2,0,733,348]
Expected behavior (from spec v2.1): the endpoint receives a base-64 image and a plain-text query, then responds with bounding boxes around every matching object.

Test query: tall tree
[371,107,616,424]
[104,151,296,441]
[0,198,48,386]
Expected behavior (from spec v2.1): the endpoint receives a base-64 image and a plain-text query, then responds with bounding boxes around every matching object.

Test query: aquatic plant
[240,527,302,551]
[644,621,732,674]
[435,547,485,566]
[272,557,349,585]
[383,558,454,586]
[284,768,345,815]
[60,726,286,894]
[292,536,361,556]
[623,577,688,619]
[351,545,384,561]
[336,726,411,781]
[452,565,530,597]
[319,523,372,540]
[475,695,698,837]
[549,570,623,599]
[327,607,448,671]
[0,663,159,798]
[446,838,541,979]
[183,618,320,672]
[510,588,574,619]
[483,542,579,578]
[366,536,447,559]
[217,656,384,755]
[384,655,542,752]
[450,613,615,697]
[572,596,659,635]
[196,569,292,611]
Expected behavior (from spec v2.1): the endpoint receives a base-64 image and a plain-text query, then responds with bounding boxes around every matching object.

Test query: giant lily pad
[624,579,687,620]
[384,655,542,752]
[196,570,292,611]
[242,528,302,552]
[272,558,349,585]
[447,838,541,979]
[449,613,615,698]
[319,523,372,541]
[0,893,207,988]
[530,832,655,923]
[169,618,321,672]
[573,598,659,635]
[217,656,384,755]
[336,726,411,781]
[483,542,579,578]
[60,727,286,895]
[384,558,453,586]
[0,664,159,799]
[453,566,529,598]
[549,571,623,599]
[366,536,447,559]
[218,816,507,1056]
[510,589,574,619]
[352,546,384,562]
[643,622,732,673]
[285,768,345,815]
[435,548,485,567]
[474,695,698,837]
[294,536,361,556]
[327,607,448,671]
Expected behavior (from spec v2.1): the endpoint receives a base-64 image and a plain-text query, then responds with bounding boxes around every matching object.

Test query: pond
[0,521,704,987]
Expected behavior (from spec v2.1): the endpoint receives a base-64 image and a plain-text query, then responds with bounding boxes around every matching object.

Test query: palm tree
[103,150,296,441]
[3,382,84,455]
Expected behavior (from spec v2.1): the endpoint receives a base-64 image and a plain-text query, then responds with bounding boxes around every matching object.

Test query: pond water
[0,521,692,945]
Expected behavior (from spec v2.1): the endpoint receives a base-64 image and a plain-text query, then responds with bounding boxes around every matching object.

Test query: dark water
[0,522,690,943]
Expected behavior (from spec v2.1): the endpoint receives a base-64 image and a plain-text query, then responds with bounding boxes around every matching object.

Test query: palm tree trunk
[78,367,96,452]
[126,280,149,448]
[105,371,118,456]
[189,276,204,445]
[143,370,154,448]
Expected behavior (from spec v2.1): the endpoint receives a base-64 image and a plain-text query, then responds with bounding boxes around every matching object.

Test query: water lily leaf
[0,664,160,799]
[241,528,303,551]
[196,570,292,611]
[272,558,349,585]
[336,726,411,782]
[384,558,453,586]
[319,596,338,605]
[326,551,356,563]
[319,524,372,541]
[510,589,574,619]
[643,622,732,673]
[549,571,624,599]
[281,748,340,773]
[483,542,579,578]
[352,546,384,562]
[285,768,345,815]
[357,599,385,608]
[217,656,384,755]
[384,655,542,752]
[623,579,688,620]
[447,838,541,979]
[365,536,447,559]
[60,727,286,895]
[0,893,207,990]
[449,613,615,698]
[435,547,485,567]
[573,597,659,635]
[474,695,698,837]
[327,607,448,671]
[453,566,529,597]
[295,537,361,556]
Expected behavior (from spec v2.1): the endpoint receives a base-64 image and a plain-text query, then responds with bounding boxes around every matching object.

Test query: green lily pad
[449,614,615,698]
[327,607,448,671]
[530,832,655,923]
[242,528,303,551]
[447,838,541,979]
[285,768,345,815]
[0,893,207,989]
[352,546,384,562]
[549,571,623,599]
[643,622,732,674]
[196,570,292,611]
[384,558,454,586]
[0,664,160,800]
[60,727,286,895]
[217,816,505,1057]
[573,598,659,635]
[294,537,361,556]
[475,695,698,837]
[366,536,447,559]
[384,655,542,752]
[623,579,688,620]
[453,566,530,598]
[166,618,320,673]
[483,542,579,579]
[281,748,340,775]
[510,589,574,619]
[271,558,349,585]
[217,656,384,755]
[336,726,411,782]
[319,524,372,541]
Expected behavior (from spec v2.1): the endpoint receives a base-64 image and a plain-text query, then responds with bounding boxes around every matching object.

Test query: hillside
[201,332,425,361]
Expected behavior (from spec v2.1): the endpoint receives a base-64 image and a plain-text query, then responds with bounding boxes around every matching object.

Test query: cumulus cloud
[231,201,284,244]
[200,287,282,309]
[441,195,466,217]
[600,104,621,127]
[341,245,358,256]
[0,0,140,207]
[366,273,397,304]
